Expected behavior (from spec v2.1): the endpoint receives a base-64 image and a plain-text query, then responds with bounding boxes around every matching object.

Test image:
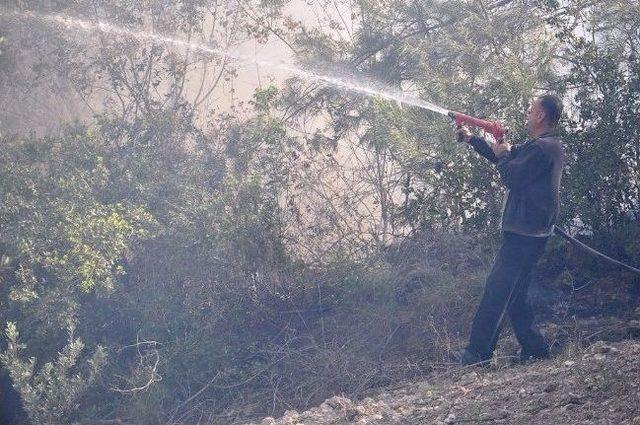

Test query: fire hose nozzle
[448,111,507,143]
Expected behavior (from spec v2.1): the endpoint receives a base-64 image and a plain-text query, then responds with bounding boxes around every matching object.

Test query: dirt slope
[250,321,640,425]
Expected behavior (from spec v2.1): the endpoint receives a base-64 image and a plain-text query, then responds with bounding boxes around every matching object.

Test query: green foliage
[0,323,107,425]
[545,0,640,270]
[252,85,281,112]
[0,132,157,294]
[0,131,158,357]
[558,18,640,235]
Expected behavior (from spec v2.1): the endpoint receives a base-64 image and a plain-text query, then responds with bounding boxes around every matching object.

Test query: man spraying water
[453,94,565,365]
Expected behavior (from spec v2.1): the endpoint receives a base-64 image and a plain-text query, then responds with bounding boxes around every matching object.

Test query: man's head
[526,94,563,137]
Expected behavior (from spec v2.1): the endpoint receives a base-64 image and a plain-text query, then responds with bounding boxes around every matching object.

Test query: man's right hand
[455,125,473,144]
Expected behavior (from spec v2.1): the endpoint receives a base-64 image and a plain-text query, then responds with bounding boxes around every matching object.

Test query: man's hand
[491,141,512,157]
[455,125,473,144]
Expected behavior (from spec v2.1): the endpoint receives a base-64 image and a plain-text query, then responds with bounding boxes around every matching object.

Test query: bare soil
[249,318,640,425]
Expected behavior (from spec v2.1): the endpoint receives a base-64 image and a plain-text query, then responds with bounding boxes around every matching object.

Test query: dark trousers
[466,231,549,360]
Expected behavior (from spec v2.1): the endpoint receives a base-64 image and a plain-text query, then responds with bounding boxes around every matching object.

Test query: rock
[345,408,360,421]
[563,360,576,367]
[322,396,352,410]
[355,405,370,415]
[459,372,478,385]
[591,342,614,354]
[544,382,559,393]
[282,410,299,423]
[397,406,414,416]
[567,393,583,405]
[420,389,434,398]
[261,417,276,425]
[444,412,456,423]
[591,345,611,354]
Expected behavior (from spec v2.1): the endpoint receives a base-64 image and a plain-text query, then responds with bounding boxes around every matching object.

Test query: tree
[0,0,289,133]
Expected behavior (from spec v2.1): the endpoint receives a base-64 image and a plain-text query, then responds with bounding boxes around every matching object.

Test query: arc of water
[1,10,450,116]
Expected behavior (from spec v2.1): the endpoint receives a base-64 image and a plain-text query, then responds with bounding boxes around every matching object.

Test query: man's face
[526,99,546,135]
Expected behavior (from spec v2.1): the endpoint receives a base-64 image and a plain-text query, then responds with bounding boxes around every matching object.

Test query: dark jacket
[470,132,565,237]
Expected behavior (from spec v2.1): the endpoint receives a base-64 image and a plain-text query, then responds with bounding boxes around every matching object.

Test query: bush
[0,323,106,425]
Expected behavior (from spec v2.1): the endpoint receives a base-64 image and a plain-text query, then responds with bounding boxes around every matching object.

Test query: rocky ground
[249,317,640,425]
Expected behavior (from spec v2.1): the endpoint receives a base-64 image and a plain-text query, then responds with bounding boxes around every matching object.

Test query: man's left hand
[491,141,512,158]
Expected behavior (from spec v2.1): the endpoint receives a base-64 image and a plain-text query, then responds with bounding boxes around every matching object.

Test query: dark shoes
[450,347,550,366]
[450,349,490,366]
[519,348,550,364]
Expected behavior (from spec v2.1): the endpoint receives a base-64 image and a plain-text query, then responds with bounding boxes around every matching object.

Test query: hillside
[250,317,640,425]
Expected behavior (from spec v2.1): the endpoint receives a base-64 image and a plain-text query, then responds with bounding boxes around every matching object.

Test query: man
[454,94,565,365]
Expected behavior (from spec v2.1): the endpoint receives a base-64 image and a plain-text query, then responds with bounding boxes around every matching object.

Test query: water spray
[0,11,494,136]
[0,10,450,116]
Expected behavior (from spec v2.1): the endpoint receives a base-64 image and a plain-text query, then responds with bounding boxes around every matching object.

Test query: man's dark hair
[538,94,563,127]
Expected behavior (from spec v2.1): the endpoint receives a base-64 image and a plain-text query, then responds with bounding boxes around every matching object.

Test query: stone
[322,396,352,410]
[444,412,457,424]
[567,393,583,405]
[282,410,299,422]
[592,344,613,354]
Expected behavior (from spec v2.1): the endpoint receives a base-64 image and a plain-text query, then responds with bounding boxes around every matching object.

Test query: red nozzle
[448,111,507,142]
